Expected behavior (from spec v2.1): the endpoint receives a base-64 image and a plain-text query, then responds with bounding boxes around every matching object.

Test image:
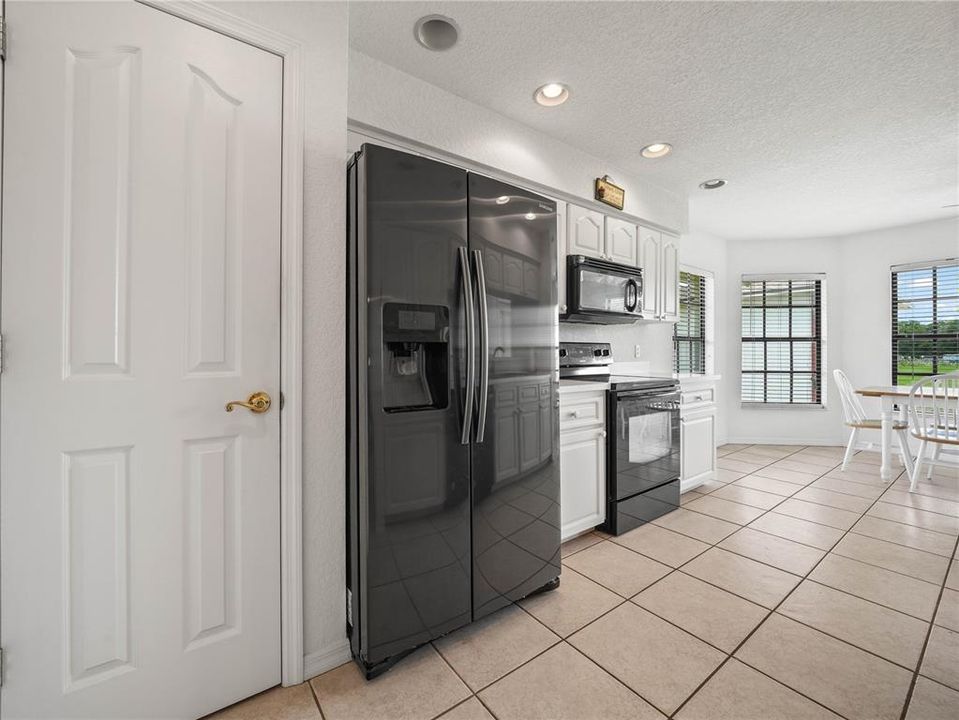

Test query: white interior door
[1,2,283,717]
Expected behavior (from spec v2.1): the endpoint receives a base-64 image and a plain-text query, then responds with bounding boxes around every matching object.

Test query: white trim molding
[304,640,352,682]
[138,0,306,686]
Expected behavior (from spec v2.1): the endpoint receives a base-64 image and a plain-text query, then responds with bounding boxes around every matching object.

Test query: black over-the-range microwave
[562,255,645,324]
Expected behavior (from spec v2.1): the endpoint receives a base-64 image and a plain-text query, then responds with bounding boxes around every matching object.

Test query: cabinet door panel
[567,205,605,259]
[638,225,661,319]
[519,405,541,472]
[681,409,716,490]
[495,409,520,482]
[560,429,606,540]
[605,217,638,266]
[661,232,680,322]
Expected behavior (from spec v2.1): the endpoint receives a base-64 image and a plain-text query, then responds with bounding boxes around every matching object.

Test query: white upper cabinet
[605,216,638,266]
[638,224,661,319]
[567,204,605,259]
[660,232,680,322]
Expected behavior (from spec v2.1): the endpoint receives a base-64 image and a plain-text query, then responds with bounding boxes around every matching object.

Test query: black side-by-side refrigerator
[346,144,561,678]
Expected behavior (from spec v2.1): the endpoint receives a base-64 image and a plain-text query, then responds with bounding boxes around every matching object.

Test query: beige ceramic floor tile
[633,572,767,652]
[432,604,559,691]
[718,527,825,575]
[718,443,752,456]
[809,554,941,620]
[747,444,801,458]
[868,503,959,536]
[748,512,844,550]
[520,568,623,638]
[734,474,802,497]
[754,466,821,485]
[478,642,664,720]
[437,698,496,720]
[831,532,950,584]
[569,603,725,715]
[561,531,603,558]
[563,539,671,597]
[793,486,874,513]
[684,495,765,524]
[787,452,841,469]
[779,580,929,669]
[824,467,893,486]
[682,547,800,608]
[651,508,740,544]
[610,522,710,567]
[676,659,841,720]
[710,484,786,510]
[695,479,728,494]
[920,626,959,691]
[774,498,861,530]
[768,458,831,476]
[893,477,959,504]
[905,676,959,720]
[723,450,777,466]
[310,646,470,720]
[680,490,706,505]
[715,468,747,483]
[851,516,956,557]
[882,489,959,518]
[736,614,912,720]
[934,588,959,633]
[947,560,959,590]
[206,684,321,720]
[812,475,887,499]
[717,458,766,474]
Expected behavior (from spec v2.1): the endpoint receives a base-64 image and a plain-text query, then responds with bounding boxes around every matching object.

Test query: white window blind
[891,259,959,385]
[674,270,708,374]
[741,274,824,405]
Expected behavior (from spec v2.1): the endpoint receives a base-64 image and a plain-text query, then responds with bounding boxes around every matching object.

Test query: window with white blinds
[741,275,824,405]
[891,259,959,385]
[674,271,708,374]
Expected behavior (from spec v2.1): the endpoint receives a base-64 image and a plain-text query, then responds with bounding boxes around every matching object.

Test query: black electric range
[560,342,681,535]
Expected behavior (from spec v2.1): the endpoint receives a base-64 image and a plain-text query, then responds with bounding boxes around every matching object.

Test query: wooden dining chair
[907,372,959,492]
[833,369,912,471]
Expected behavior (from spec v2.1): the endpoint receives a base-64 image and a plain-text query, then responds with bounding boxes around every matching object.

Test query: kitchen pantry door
[0,2,283,718]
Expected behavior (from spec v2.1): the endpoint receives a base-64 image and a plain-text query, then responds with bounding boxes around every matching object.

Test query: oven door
[610,388,681,501]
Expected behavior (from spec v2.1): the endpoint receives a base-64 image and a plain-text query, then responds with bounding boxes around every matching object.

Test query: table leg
[898,403,914,479]
[880,397,893,481]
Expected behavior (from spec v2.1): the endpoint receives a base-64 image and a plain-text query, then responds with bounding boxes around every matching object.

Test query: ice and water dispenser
[382,303,450,412]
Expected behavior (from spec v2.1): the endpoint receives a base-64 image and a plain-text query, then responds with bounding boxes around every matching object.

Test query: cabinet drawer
[560,395,605,431]
[681,387,714,406]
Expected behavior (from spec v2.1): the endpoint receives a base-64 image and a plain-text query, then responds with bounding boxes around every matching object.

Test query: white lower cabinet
[679,377,719,492]
[559,386,607,540]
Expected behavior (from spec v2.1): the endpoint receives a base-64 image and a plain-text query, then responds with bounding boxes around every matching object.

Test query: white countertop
[559,380,609,393]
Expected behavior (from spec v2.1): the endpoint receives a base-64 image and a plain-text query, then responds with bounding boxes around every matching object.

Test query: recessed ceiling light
[534,83,570,107]
[496,195,510,205]
[524,212,537,220]
[414,15,460,51]
[641,143,672,159]
[699,179,727,190]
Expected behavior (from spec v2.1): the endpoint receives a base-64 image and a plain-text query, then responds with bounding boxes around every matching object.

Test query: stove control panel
[559,342,612,367]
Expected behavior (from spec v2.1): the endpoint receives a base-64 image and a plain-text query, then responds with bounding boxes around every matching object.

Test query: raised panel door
[638,224,662,320]
[560,428,606,540]
[661,232,681,322]
[567,204,605,259]
[605,217,638,266]
[681,408,717,491]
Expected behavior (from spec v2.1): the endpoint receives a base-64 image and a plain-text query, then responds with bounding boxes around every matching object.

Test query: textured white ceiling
[349,1,959,240]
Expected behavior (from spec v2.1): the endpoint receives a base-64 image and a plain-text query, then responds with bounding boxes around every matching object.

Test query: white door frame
[1,0,306,688]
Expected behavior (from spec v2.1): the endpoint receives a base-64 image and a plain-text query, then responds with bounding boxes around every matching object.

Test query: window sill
[741,402,827,410]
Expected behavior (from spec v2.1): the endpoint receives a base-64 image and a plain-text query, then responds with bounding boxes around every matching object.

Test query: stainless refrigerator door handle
[473,249,490,443]
[459,247,476,445]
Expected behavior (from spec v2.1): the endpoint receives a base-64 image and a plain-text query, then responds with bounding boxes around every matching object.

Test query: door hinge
[0,18,7,62]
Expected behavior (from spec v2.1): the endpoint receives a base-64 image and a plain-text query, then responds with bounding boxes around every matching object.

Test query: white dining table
[857,384,958,480]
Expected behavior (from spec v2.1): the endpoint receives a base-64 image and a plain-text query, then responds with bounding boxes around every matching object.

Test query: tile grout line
[897,530,959,720]
[667,446,908,720]
[306,678,327,720]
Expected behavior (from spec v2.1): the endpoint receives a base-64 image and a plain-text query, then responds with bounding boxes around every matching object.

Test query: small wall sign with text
[595,175,625,210]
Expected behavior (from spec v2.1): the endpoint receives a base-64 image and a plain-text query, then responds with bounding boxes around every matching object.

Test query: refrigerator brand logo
[538,203,552,211]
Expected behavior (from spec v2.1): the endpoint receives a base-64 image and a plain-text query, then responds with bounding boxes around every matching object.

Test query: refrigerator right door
[467,173,561,620]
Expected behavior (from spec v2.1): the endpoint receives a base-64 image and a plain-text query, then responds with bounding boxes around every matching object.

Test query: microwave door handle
[625,278,638,312]
[472,249,490,443]
[459,247,476,445]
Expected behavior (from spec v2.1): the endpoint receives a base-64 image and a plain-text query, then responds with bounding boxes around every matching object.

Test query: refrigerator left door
[347,145,472,675]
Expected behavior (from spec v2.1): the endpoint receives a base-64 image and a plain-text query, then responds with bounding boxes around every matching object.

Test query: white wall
[680,230,730,443]
[723,216,959,445]
[210,1,351,672]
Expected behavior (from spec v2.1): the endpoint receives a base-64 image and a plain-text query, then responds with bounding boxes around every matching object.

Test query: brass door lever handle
[225,391,272,414]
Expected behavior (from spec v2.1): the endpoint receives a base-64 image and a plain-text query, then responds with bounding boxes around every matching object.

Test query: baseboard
[304,638,352,681]
[725,436,845,447]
